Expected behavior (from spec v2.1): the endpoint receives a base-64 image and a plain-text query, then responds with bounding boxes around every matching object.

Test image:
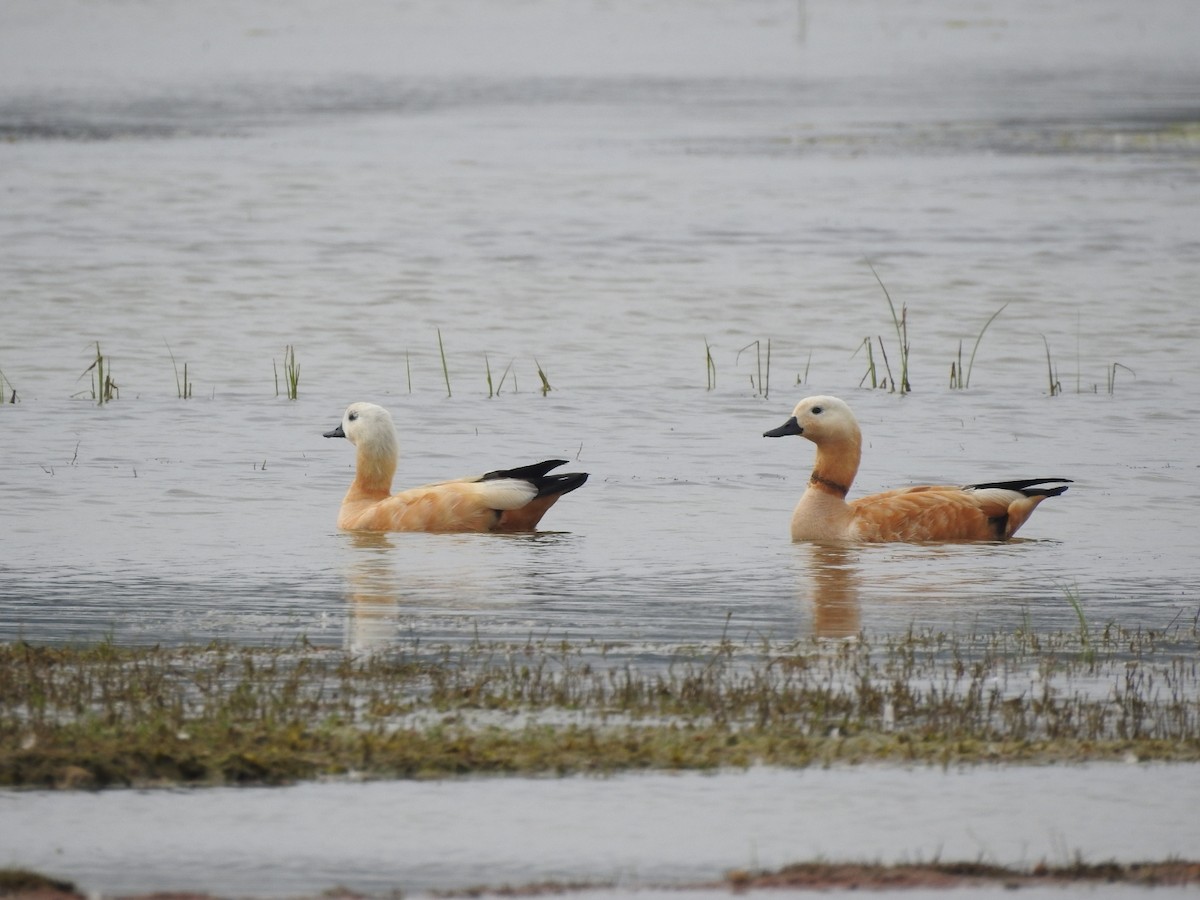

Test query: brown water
[1,0,1199,894]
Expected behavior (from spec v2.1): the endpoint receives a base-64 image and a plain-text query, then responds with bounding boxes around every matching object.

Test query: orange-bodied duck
[763,395,1070,542]
[324,402,587,532]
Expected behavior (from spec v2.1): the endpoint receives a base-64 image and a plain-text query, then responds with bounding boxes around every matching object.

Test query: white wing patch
[469,478,540,510]
[964,487,1024,508]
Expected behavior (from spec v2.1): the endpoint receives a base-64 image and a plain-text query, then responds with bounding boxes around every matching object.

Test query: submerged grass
[2,622,1197,788]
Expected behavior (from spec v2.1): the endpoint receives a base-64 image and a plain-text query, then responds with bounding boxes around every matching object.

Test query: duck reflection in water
[342,531,402,651]
[799,543,862,639]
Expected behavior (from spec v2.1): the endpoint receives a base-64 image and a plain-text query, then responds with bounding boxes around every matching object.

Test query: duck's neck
[809,431,860,499]
[348,435,397,501]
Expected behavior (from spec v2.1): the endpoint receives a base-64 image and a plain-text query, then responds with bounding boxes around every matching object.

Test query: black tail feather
[969,477,1072,497]
[482,459,588,498]
[534,472,589,498]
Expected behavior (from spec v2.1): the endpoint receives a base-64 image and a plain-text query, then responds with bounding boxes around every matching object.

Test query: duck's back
[847,481,1067,542]
[847,486,1001,541]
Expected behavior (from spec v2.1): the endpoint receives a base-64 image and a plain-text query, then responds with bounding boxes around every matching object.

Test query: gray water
[2,0,1199,894]
[2,765,1198,897]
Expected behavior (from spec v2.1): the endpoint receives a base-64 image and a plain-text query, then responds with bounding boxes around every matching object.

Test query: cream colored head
[764,395,861,446]
[335,402,397,452]
[324,401,400,479]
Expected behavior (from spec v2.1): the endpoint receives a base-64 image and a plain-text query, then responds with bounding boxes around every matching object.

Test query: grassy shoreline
[2,623,1197,789]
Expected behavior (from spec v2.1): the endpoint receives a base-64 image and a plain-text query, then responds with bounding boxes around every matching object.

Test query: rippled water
[2,0,1199,893]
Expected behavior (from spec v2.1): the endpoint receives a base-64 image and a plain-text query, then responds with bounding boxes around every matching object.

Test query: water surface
[2,765,1197,897]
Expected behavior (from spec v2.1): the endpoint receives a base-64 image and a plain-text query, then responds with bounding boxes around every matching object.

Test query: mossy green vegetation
[2,622,1197,788]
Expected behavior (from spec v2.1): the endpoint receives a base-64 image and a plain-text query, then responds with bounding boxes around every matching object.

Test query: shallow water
[1,0,1199,894]
[2,765,1198,897]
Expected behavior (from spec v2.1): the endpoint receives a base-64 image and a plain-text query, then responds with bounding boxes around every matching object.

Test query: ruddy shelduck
[324,402,587,533]
[763,395,1070,542]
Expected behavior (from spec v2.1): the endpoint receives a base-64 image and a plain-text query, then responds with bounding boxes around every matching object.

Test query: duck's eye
[811,406,823,415]
[348,411,358,421]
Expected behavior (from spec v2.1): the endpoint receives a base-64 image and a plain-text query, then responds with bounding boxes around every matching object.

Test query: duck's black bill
[763,416,802,438]
[323,425,346,438]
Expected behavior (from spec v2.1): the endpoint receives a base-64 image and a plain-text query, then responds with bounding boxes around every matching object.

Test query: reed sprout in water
[437,329,452,398]
[1062,583,1094,666]
[876,336,898,392]
[166,342,192,399]
[705,339,717,390]
[535,359,552,396]
[737,339,770,398]
[796,349,812,386]
[0,366,15,404]
[865,259,910,393]
[284,345,299,399]
[856,337,879,389]
[497,359,515,394]
[951,302,1008,389]
[484,354,515,398]
[1107,362,1134,395]
[274,345,300,399]
[855,334,902,395]
[1042,335,1062,396]
[765,338,771,398]
[77,341,118,405]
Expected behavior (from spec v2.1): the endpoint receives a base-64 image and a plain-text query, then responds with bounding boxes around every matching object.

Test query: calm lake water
[3,765,1198,897]
[1,0,1199,894]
